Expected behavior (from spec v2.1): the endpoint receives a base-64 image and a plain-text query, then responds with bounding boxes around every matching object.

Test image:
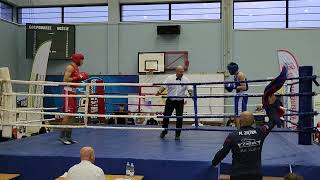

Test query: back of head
[80,146,95,163]
[239,111,255,127]
[227,62,239,75]
[285,173,304,180]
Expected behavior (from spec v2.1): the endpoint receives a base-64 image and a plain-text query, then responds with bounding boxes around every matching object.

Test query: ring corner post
[0,67,16,138]
[193,84,199,127]
[298,66,313,145]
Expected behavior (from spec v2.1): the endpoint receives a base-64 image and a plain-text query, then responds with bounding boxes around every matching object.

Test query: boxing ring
[0,67,320,180]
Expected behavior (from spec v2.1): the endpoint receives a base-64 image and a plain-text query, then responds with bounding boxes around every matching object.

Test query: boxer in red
[60,53,89,145]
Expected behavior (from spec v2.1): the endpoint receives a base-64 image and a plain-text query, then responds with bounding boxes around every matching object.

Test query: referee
[156,66,193,140]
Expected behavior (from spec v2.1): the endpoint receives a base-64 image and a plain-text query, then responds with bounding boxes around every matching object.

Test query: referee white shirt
[163,74,192,101]
[66,160,105,180]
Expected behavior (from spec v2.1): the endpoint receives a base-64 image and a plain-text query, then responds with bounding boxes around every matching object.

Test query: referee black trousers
[162,99,184,136]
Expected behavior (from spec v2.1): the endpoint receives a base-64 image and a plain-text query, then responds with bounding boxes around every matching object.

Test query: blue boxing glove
[225,83,237,92]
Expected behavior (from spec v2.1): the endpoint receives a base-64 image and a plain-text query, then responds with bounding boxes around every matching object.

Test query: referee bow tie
[176,77,181,81]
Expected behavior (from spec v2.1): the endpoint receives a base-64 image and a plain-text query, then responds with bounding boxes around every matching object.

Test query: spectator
[146,113,158,125]
[67,146,104,180]
[114,104,128,124]
[226,117,236,127]
[39,121,50,134]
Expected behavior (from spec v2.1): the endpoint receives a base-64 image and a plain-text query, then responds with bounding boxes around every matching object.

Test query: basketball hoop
[145,68,156,76]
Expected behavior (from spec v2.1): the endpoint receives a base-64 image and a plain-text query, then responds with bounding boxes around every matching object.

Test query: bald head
[176,65,184,79]
[80,146,95,163]
[239,111,255,127]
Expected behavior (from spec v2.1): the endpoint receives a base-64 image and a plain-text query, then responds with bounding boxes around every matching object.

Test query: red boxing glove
[72,72,89,82]
[276,107,285,118]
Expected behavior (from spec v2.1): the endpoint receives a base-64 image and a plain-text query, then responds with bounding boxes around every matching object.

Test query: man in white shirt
[67,146,105,180]
[156,66,193,140]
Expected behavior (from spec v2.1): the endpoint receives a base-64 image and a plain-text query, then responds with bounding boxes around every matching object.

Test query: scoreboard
[26,23,75,60]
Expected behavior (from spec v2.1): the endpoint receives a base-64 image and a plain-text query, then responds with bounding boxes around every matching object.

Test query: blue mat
[0,127,319,180]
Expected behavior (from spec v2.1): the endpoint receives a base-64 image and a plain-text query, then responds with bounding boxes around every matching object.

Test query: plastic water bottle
[130,163,135,178]
[126,162,130,179]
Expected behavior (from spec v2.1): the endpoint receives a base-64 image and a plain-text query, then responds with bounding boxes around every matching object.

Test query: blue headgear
[227,62,239,75]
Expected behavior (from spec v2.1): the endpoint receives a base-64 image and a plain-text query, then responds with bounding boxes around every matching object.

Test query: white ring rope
[3,92,266,99]
[16,118,56,124]
[14,104,263,110]
[0,123,166,130]
[0,78,295,131]
[0,108,267,120]
[0,79,292,87]
[1,79,151,87]
[1,109,158,118]
[17,107,58,111]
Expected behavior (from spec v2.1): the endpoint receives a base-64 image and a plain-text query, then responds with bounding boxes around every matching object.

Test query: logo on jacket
[237,138,261,149]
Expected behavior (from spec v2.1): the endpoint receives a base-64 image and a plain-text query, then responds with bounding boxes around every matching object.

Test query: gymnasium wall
[15,24,320,78]
[0,19,18,79]
[15,21,221,76]
[234,29,320,79]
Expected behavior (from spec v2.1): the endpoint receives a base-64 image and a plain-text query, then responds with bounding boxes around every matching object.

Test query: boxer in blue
[225,62,249,117]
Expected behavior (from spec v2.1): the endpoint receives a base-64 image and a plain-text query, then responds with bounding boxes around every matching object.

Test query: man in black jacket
[212,66,287,180]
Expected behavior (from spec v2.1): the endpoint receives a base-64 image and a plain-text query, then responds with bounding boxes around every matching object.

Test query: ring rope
[1,108,316,119]
[17,107,58,111]
[16,118,56,124]
[2,92,315,99]
[0,75,316,87]
[1,123,316,133]
[106,102,263,107]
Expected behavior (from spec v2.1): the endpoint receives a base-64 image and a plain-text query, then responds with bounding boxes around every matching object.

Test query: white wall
[118,21,221,74]
[234,29,320,79]
[0,20,18,79]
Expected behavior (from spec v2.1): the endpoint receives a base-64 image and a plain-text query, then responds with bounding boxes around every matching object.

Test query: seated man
[67,146,105,180]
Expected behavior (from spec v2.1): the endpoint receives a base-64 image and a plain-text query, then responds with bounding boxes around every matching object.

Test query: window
[289,0,320,28]
[234,1,286,29]
[121,4,169,22]
[18,7,62,24]
[64,6,108,23]
[171,2,220,20]
[0,2,13,21]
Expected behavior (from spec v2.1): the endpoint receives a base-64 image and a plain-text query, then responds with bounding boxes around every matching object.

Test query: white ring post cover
[0,67,16,138]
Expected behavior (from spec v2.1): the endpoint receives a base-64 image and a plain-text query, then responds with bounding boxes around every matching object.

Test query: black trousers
[230,174,262,180]
[162,99,184,136]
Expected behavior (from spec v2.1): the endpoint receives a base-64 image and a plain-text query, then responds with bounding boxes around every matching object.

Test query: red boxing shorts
[63,88,77,113]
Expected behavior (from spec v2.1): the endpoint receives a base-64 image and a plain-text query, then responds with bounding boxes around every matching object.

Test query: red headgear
[71,53,84,66]
[317,122,320,128]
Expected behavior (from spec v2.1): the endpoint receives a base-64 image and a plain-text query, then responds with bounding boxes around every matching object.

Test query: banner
[44,75,139,115]
[277,49,299,128]
[28,40,52,108]
[26,40,52,134]
[314,94,320,127]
